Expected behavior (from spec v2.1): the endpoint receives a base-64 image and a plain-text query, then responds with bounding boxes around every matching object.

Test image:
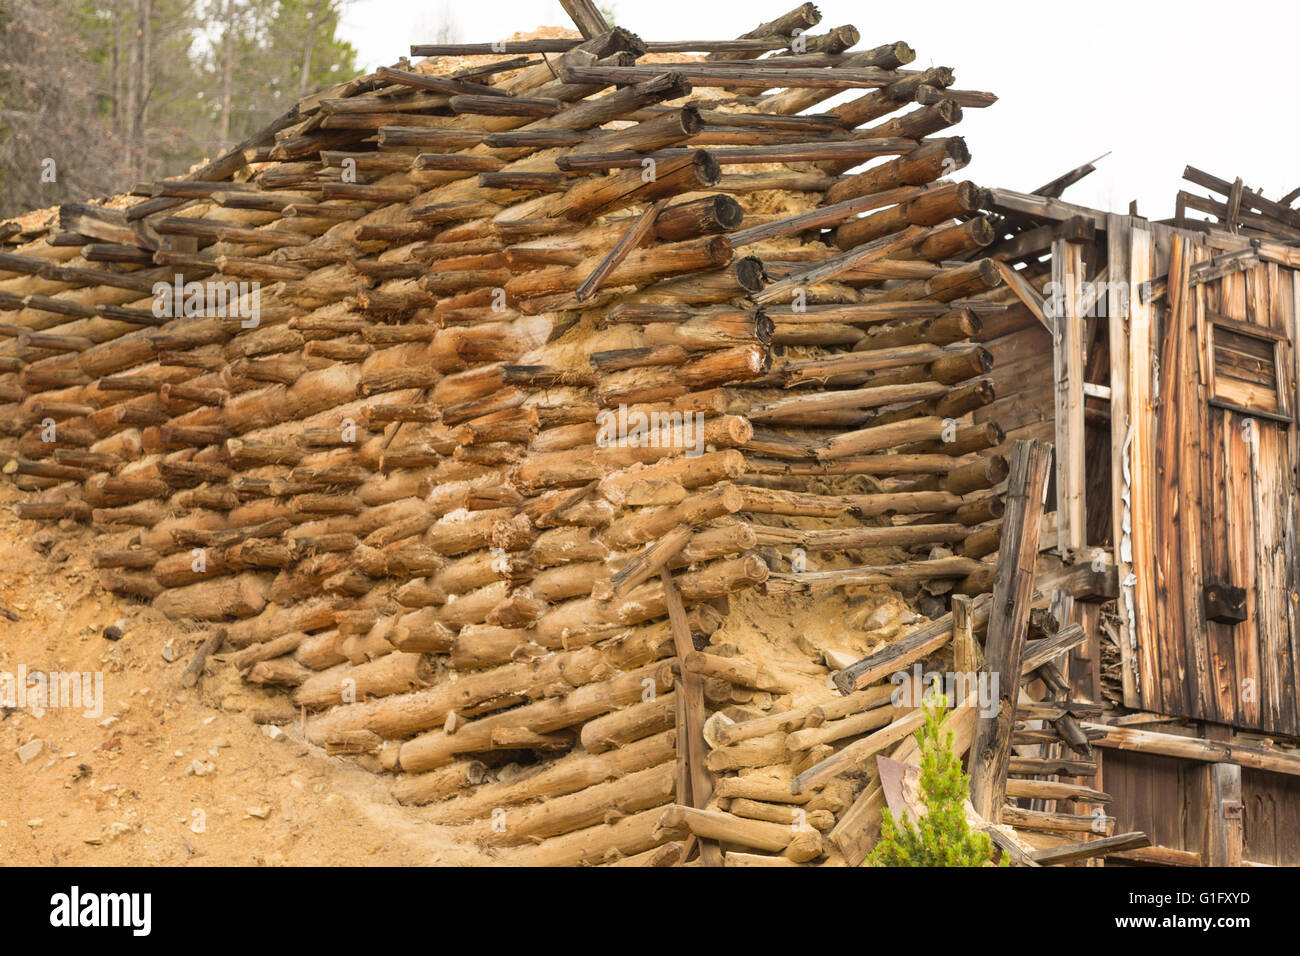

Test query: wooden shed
[985,175,1300,865]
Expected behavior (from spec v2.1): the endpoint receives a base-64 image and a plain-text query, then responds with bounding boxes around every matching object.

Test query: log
[655,805,823,862]
[153,573,269,621]
[486,761,676,847]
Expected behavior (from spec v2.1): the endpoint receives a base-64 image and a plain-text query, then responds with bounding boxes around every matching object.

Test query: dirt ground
[0,482,492,867]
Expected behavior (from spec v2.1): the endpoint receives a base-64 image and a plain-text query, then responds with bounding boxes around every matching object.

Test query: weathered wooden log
[153,573,269,621]
[424,730,676,825]
[390,760,490,806]
[580,691,677,754]
[397,661,674,772]
[485,761,677,847]
[508,805,671,867]
[655,805,823,862]
[292,651,433,709]
[825,138,970,206]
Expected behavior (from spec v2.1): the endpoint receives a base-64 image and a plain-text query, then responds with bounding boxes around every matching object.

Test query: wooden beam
[1030,831,1150,865]
[968,439,1052,821]
[982,826,1041,866]
[1051,238,1086,555]
[985,188,1109,230]
[1021,622,1086,673]
[989,215,1095,265]
[660,568,720,866]
[994,260,1051,332]
[951,593,979,673]
[1083,722,1300,777]
[560,0,611,37]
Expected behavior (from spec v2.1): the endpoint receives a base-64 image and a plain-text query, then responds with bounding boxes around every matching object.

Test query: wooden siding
[1134,236,1300,736]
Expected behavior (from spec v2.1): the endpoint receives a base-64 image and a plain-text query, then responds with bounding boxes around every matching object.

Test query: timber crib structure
[2,0,1299,866]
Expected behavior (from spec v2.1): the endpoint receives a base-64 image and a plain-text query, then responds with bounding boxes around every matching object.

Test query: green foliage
[0,0,358,215]
[208,0,358,148]
[866,689,1004,867]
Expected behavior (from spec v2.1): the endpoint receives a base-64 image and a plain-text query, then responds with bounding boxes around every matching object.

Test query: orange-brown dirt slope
[0,482,490,865]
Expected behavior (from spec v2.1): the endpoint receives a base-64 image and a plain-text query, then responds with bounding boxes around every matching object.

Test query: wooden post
[951,593,979,676]
[559,0,611,37]
[969,438,1051,822]
[1106,213,1140,709]
[1051,238,1085,555]
[1203,724,1244,866]
[1126,227,1159,707]
[660,568,721,866]
[1204,761,1244,866]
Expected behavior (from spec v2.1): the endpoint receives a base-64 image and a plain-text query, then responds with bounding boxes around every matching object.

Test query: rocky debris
[16,739,43,764]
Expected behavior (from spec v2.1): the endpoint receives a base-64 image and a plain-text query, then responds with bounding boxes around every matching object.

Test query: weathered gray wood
[968,439,1051,821]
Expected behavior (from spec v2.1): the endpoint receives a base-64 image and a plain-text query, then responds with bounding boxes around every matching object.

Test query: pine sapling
[867,686,1003,867]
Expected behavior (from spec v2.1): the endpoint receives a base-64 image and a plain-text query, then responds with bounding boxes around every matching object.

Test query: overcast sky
[338,0,1298,220]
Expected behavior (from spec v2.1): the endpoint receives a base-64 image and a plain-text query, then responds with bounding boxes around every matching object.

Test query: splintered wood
[0,2,1103,866]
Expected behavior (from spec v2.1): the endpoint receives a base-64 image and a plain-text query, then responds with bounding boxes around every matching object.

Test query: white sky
[338,0,1300,220]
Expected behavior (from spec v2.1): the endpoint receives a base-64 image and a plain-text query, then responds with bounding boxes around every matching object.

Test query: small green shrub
[866,689,1003,867]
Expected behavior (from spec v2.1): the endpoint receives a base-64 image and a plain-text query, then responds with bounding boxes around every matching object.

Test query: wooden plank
[995,260,1051,331]
[1107,227,1138,686]
[1109,844,1203,866]
[660,568,720,866]
[1242,767,1300,865]
[968,438,1052,821]
[828,781,884,866]
[1128,227,1160,711]
[1285,268,1300,737]
[985,188,1109,229]
[1030,830,1150,865]
[1051,239,1086,554]
[1032,154,1109,200]
[1162,238,1211,724]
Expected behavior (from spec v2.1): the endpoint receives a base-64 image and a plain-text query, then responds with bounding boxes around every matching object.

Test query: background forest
[0,0,362,217]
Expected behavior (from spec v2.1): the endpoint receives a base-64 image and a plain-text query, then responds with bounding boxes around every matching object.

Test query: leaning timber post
[661,567,721,866]
[1051,238,1086,555]
[969,439,1052,822]
[559,0,611,37]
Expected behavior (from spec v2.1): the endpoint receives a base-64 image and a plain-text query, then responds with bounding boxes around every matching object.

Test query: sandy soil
[0,483,492,866]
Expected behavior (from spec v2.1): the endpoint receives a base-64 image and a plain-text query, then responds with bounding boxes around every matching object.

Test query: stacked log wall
[0,11,1022,865]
